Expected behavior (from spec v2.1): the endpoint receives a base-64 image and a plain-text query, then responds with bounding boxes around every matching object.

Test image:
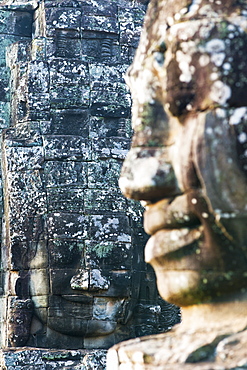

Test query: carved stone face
[29,236,140,345]
[0,0,156,349]
[119,0,247,306]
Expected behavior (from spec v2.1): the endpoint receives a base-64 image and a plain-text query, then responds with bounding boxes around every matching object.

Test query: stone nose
[119,147,181,201]
[70,269,110,291]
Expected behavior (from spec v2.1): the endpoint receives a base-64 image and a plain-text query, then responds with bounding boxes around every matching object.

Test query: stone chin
[32,294,131,338]
[47,317,118,337]
[152,269,203,306]
[149,266,247,307]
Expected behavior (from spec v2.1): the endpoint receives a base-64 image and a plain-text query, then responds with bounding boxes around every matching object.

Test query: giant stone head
[119,0,247,307]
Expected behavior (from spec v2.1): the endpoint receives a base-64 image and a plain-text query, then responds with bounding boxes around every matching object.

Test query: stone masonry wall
[0,0,180,358]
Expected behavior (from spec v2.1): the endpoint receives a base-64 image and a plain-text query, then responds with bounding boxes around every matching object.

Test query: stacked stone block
[0,0,180,357]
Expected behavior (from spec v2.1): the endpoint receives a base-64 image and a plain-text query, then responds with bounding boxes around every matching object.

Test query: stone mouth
[143,194,201,235]
[61,294,94,303]
[145,225,203,262]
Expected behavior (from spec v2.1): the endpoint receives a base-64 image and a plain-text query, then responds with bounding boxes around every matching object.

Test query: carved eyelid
[152,41,167,54]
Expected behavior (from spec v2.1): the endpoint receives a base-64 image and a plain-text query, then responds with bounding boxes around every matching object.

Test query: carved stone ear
[7,297,34,347]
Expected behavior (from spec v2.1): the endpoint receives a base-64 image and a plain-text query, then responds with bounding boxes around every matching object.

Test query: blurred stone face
[119,0,247,306]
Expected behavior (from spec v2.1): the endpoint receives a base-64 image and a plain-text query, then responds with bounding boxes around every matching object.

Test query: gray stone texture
[0,0,180,365]
[0,348,107,369]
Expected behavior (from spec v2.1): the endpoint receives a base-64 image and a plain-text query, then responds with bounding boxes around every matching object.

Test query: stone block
[6,214,46,251]
[8,240,45,270]
[48,294,93,318]
[30,37,46,61]
[2,36,30,66]
[120,44,137,64]
[118,5,145,48]
[47,187,84,213]
[5,170,46,216]
[31,295,48,309]
[0,349,45,367]
[43,135,90,160]
[0,67,10,102]
[49,58,89,82]
[3,126,43,147]
[89,117,132,139]
[49,59,90,108]
[88,159,121,189]
[47,29,82,59]
[0,102,10,128]
[89,64,130,116]
[89,213,131,243]
[49,108,90,136]
[84,189,127,213]
[43,161,87,188]
[6,271,19,296]
[84,241,132,270]
[84,334,116,350]
[89,63,127,87]
[0,272,4,296]
[49,269,82,295]
[29,269,49,297]
[81,15,118,34]
[38,120,52,135]
[50,81,90,109]
[0,295,7,324]
[33,1,46,39]
[120,22,143,48]
[48,239,83,269]
[45,7,82,37]
[47,212,90,240]
[4,146,44,172]
[0,10,32,37]
[90,101,130,118]
[92,137,130,160]
[44,0,81,8]
[89,63,131,116]
[118,5,146,23]
[28,105,50,122]
[81,33,120,64]
[29,240,49,270]
[81,0,118,17]
[27,61,49,94]
[95,271,132,298]
[7,296,33,347]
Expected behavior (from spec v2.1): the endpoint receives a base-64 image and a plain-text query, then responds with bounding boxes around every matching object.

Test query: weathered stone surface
[0,348,107,369]
[116,0,247,368]
[44,161,88,187]
[0,0,180,358]
[7,297,33,347]
[0,9,32,36]
[108,329,247,369]
[49,109,90,136]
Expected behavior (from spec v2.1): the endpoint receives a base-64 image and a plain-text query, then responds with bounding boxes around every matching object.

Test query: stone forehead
[143,0,247,30]
[159,0,247,14]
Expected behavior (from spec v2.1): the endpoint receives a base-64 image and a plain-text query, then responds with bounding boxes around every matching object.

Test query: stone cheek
[164,19,247,117]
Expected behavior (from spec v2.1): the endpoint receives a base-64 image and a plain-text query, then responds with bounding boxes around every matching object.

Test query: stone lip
[107,329,247,369]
